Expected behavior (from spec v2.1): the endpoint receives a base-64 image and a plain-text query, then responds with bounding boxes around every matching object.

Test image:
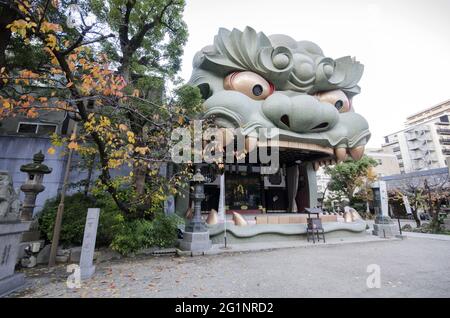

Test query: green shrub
[110,213,183,255]
[38,193,122,247]
[109,218,153,255]
[351,201,367,213]
[40,192,184,255]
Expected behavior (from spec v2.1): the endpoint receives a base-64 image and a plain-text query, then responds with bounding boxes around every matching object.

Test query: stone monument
[0,171,31,297]
[79,208,100,280]
[179,169,212,252]
[371,180,399,238]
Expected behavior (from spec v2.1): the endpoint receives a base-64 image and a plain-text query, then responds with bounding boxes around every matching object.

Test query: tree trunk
[83,153,96,197]
[133,163,147,195]
[0,25,11,70]
[0,6,18,85]
[411,206,421,228]
[431,204,441,233]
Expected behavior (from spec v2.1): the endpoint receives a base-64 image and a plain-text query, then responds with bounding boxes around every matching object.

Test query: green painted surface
[189,26,371,151]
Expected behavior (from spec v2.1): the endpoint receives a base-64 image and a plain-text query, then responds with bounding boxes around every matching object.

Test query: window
[384,137,389,143]
[17,122,57,135]
[17,123,38,133]
[37,124,57,135]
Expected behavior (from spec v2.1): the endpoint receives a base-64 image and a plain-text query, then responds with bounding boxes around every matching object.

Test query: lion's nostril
[280,115,290,127]
[312,122,329,130]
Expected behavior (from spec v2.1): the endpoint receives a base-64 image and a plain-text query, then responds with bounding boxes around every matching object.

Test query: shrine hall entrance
[225,173,262,212]
[202,165,296,214]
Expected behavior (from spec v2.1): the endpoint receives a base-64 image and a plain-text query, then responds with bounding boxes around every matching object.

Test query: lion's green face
[189,27,371,161]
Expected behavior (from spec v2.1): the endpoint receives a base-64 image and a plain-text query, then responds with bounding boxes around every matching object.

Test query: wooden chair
[306,217,326,243]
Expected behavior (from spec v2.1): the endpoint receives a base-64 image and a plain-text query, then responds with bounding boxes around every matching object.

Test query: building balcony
[437,128,450,135]
[443,149,450,155]
[440,138,450,145]
[418,135,432,142]
[410,155,422,160]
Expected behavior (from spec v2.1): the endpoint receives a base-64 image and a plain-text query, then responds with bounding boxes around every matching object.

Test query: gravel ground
[9,236,450,298]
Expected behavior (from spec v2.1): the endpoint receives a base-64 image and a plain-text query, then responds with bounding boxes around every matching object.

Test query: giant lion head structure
[188,26,370,168]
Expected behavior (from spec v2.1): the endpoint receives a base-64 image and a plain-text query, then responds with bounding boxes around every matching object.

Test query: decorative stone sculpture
[0,172,21,222]
[343,211,353,223]
[351,210,362,221]
[206,209,218,225]
[0,171,31,297]
[344,206,362,222]
[189,26,371,165]
[184,26,371,242]
[232,212,248,226]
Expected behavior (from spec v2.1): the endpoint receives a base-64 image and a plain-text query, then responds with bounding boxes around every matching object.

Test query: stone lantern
[20,151,52,222]
[180,168,212,252]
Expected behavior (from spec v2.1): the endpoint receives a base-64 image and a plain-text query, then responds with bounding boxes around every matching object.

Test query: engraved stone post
[371,181,399,237]
[79,208,100,280]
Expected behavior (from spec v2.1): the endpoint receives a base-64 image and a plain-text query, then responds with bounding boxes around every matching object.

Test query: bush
[351,201,367,213]
[110,213,183,256]
[401,224,413,232]
[152,213,184,247]
[39,192,184,255]
[38,193,122,247]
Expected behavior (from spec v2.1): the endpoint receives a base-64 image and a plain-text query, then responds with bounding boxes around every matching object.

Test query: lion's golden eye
[315,90,351,113]
[223,71,274,100]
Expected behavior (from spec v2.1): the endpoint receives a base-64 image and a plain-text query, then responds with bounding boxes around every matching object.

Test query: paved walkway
[181,233,395,256]
[9,234,450,298]
[403,231,450,241]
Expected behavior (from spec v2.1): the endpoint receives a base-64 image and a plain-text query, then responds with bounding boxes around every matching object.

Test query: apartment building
[405,100,450,126]
[365,148,400,177]
[382,100,450,174]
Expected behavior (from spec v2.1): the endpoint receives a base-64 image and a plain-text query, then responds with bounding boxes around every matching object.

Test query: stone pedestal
[21,218,40,242]
[179,232,212,252]
[0,221,31,297]
[444,218,450,231]
[372,215,400,238]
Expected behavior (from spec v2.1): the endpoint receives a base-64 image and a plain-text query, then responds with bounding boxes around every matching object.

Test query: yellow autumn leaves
[7,19,36,38]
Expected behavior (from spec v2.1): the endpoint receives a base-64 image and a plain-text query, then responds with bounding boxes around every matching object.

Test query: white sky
[179,0,450,148]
